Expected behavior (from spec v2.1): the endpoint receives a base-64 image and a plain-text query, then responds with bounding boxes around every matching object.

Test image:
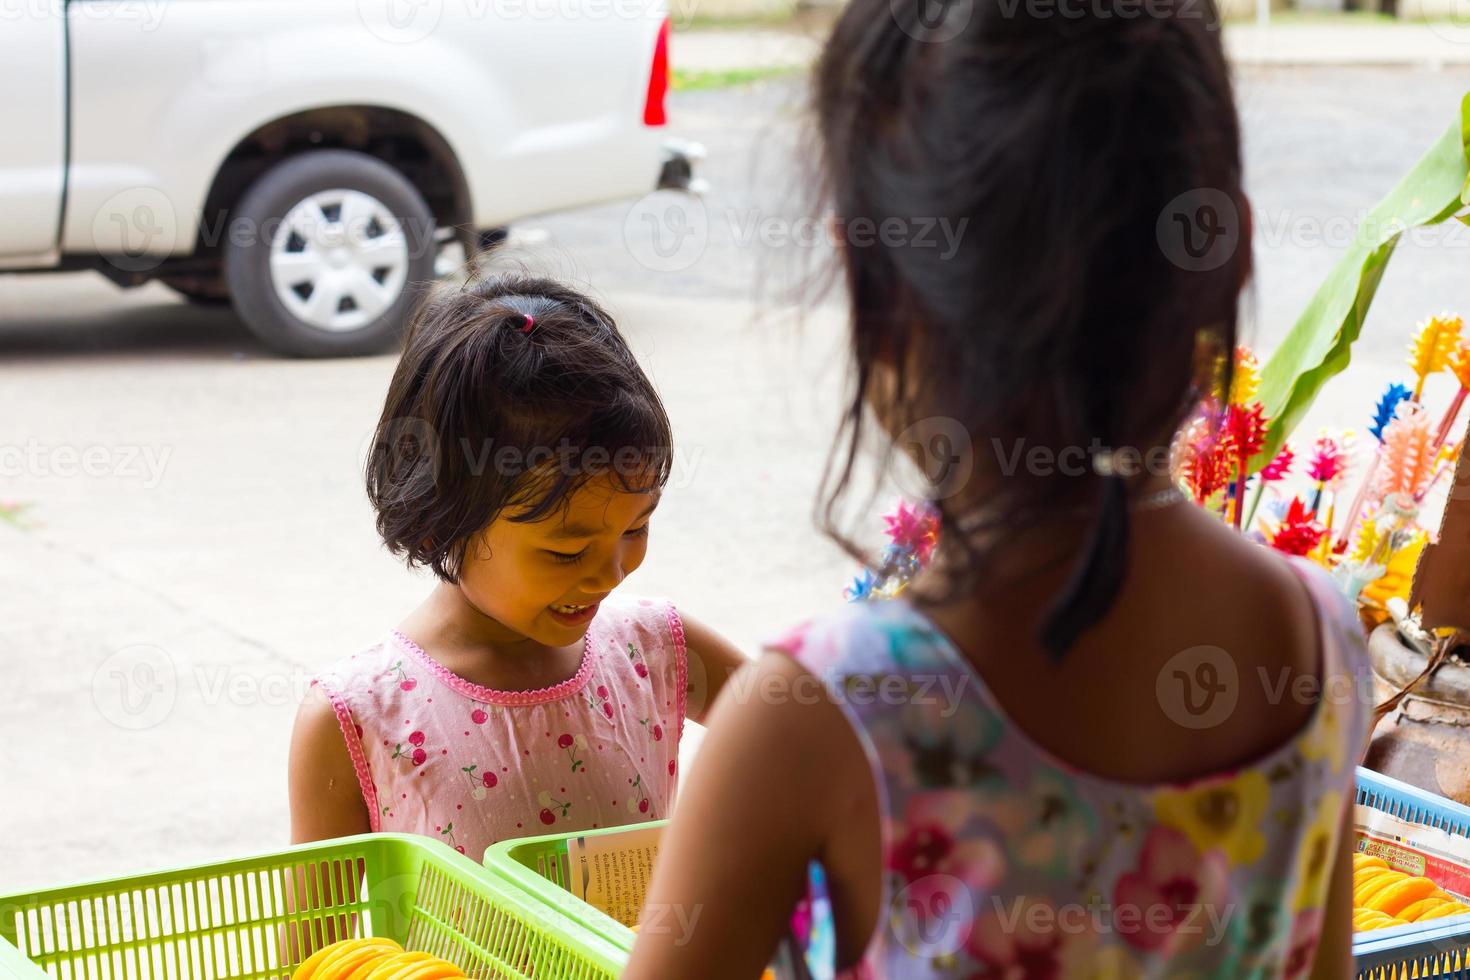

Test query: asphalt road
[3,66,1470,889]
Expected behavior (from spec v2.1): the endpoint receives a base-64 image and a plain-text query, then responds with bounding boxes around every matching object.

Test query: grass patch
[1224,9,1397,23]
[0,500,33,530]
[673,12,799,30]
[672,65,805,91]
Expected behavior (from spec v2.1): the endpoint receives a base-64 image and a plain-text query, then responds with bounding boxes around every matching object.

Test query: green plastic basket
[482,823,669,953]
[0,833,626,980]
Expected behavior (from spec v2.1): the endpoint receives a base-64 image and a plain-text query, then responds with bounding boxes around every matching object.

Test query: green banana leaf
[1255,92,1470,467]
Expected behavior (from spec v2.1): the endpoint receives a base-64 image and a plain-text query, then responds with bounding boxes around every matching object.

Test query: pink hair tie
[520,314,535,334]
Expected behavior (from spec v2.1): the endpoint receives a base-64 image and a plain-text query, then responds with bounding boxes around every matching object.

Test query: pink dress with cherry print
[311,594,686,860]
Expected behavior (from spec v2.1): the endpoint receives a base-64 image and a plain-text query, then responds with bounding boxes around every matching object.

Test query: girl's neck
[406,582,542,656]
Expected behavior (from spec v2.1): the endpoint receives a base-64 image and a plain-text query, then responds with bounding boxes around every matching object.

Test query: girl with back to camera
[627,3,1369,978]
[288,274,746,860]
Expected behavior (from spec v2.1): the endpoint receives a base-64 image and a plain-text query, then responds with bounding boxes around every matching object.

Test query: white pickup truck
[2,0,698,355]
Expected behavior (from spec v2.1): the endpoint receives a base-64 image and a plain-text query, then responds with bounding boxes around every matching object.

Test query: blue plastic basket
[1354,767,1470,978]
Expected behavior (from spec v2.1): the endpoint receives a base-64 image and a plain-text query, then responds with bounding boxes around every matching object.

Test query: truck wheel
[224,150,436,357]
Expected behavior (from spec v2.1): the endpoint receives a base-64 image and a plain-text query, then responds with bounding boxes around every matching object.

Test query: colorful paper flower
[883,499,940,563]
[844,569,878,603]
[1359,531,1428,628]
[1370,384,1413,442]
[1453,339,1470,391]
[1230,347,1261,407]
[1306,436,1346,485]
[1409,313,1463,399]
[1377,403,1435,500]
[1259,444,1295,483]
[1224,403,1269,461]
[1269,498,1328,557]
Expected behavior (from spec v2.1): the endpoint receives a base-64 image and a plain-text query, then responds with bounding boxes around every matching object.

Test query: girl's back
[772,501,1369,976]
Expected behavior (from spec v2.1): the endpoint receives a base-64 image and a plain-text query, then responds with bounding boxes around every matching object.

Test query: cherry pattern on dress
[392,729,428,766]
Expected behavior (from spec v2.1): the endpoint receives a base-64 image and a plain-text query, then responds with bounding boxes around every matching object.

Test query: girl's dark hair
[813,2,1248,656]
[366,273,673,581]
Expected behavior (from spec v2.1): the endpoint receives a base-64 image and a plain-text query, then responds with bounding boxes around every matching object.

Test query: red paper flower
[1181,442,1232,503]
[1259,444,1295,483]
[1223,403,1269,461]
[883,499,940,563]
[1269,498,1327,557]
[1306,437,1345,485]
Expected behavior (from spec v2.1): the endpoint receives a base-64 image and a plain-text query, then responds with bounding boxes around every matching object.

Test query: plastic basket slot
[405,866,522,980]
[278,854,370,961]
[404,862,609,980]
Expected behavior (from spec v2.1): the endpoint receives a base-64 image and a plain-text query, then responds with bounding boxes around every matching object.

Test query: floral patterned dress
[768,558,1370,979]
[311,594,686,861]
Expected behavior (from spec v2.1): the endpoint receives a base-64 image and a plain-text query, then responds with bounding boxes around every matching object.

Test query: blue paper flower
[1370,384,1412,442]
[844,569,879,603]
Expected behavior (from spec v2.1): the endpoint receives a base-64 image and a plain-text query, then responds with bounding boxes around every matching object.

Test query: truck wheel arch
[195,106,473,256]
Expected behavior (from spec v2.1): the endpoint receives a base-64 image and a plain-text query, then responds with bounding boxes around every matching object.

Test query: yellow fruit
[1352,910,1398,932]
[314,942,401,980]
[1355,870,1407,908]
[1354,854,1390,873]
[1398,896,1449,922]
[394,958,465,980]
[1352,866,1394,888]
[297,940,388,980]
[343,952,404,980]
[1416,902,1470,923]
[363,952,435,980]
[1368,877,1439,917]
[292,943,345,980]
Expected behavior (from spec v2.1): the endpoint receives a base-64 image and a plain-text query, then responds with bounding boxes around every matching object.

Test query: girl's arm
[283,688,374,965]
[677,609,752,726]
[1309,806,1355,980]
[625,653,866,979]
[288,686,373,842]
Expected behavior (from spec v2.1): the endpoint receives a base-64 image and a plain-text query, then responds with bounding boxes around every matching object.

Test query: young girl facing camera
[289,275,745,859]
[629,3,1370,978]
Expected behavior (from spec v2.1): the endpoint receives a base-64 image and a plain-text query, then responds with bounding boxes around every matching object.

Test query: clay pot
[1364,624,1470,808]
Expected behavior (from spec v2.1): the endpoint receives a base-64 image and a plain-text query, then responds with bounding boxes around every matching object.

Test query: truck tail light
[643,17,670,127]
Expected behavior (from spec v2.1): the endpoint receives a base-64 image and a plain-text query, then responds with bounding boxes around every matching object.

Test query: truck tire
[223,150,437,357]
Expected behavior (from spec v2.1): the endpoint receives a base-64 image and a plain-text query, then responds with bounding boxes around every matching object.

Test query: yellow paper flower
[1293,791,1344,911]
[1153,770,1269,867]
[1230,347,1260,407]
[1409,313,1463,397]
[1360,531,1428,628]
[1350,517,1380,564]
[1439,439,1461,468]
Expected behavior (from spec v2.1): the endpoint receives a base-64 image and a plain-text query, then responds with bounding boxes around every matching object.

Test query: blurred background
[3,0,1470,890]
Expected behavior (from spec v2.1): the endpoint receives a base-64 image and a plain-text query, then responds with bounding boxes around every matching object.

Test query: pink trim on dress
[312,678,381,832]
[388,627,598,706]
[666,602,688,743]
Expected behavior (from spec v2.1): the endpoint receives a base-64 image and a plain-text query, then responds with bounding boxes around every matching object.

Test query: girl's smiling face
[458,474,659,646]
